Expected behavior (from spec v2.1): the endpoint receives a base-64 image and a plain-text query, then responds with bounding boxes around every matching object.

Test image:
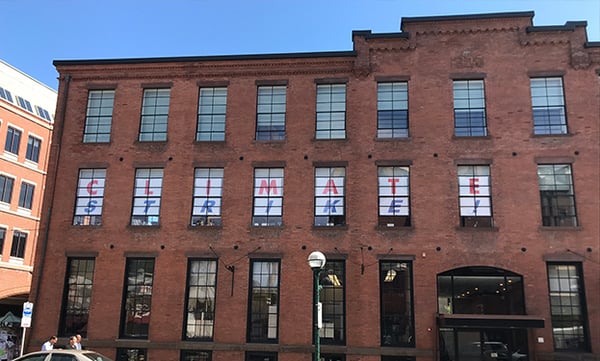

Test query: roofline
[526,21,588,33]
[401,11,535,29]
[353,30,409,40]
[53,50,356,66]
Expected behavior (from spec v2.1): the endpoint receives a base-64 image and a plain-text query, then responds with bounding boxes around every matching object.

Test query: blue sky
[1,0,599,90]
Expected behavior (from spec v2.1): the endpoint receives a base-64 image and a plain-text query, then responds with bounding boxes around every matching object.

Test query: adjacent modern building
[0,60,56,357]
[28,12,599,361]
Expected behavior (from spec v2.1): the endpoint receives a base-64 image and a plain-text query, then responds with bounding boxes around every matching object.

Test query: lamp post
[307,251,326,361]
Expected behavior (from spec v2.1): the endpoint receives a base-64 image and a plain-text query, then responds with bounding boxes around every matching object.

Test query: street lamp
[307,251,326,361]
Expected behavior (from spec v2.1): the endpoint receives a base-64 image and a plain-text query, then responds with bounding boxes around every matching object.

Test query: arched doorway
[437,266,543,361]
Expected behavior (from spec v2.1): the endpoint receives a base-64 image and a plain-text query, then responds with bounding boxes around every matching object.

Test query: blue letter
[84,200,97,214]
[144,200,156,214]
[200,200,216,213]
[322,200,340,214]
[387,199,404,214]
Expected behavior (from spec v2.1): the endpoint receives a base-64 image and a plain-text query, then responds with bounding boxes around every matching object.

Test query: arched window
[437,266,525,315]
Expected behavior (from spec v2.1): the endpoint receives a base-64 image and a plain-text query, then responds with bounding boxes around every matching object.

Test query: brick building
[29,11,598,361]
[0,60,56,356]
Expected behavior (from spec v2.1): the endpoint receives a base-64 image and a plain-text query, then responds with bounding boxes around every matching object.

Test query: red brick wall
[29,13,599,361]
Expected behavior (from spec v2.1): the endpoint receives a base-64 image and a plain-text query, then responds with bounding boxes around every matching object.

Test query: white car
[13,349,113,361]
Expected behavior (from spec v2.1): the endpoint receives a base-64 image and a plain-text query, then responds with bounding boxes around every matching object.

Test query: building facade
[29,12,598,361]
[0,60,56,358]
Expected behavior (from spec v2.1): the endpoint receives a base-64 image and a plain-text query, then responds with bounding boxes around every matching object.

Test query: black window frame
[377,166,411,227]
[0,174,15,203]
[252,167,284,227]
[10,231,27,259]
[380,260,415,347]
[120,258,155,339]
[318,260,346,345]
[457,165,493,228]
[197,87,227,142]
[73,168,106,226]
[315,84,346,140]
[184,258,218,341]
[537,164,578,227]
[139,88,170,142]
[247,259,280,343]
[453,79,487,137]
[191,168,223,227]
[130,168,163,226]
[256,85,286,141]
[546,262,590,352]
[377,81,409,138]
[18,181,35,210]
[83,89,115,143]
[530,77,568,135]
[59,257,96,337]
[4,126,22,155]
[25,135,41,163]
[314,167,346,227]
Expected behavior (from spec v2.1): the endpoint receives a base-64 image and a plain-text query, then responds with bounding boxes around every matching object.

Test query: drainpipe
[28,73,71,348]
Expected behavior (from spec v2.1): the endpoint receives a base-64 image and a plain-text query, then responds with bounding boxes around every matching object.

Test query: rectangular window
[4,126,21,154]
[139,88,170,141]
[0,86,13,102]
[248,260,280,342]
[73,169,106,226]
[116,349,146,361]
[0,227,5,255]
[314,167,345,226]
[246,352,277,361]
[256,85,286,140]
[35,105,52,122]
[253,168,283,226]
[191,168,223,226]
[16,96,33,112]
[319,260,345,344]
[547,263,590,351]
[197,87,227,141]
[378,166,410,227]
[59,258,95,337]
[131,168,163,226]
[182,350,212,361]
[18,182,35,210]
[458,165,493,227]
[453,80,487,136]
[316,84,346,139]
[25,136,41,163]
[537,164,578,227]
[121,258,154,339]
[530,77,567,135]
[84,89,115,143]
[0,175,14,203]
[380,261,414,347]
[10,231,26,259]
[377,82,409,138]
[185,259,217,340]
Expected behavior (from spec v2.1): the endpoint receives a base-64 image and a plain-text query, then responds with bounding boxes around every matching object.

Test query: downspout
[28,73,71,346]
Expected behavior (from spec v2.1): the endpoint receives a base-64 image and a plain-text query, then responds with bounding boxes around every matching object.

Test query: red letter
[259,179,278,195]
[387,178,399,194]
[469,178,480,194]
[86,180,98,195]
[323,179,339,195]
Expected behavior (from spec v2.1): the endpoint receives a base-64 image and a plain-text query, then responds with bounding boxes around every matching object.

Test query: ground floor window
[116,348,146,361]
[245,351,276,361]
[439,329,529,361]
[181,350,211,361]
[547,262,590,351]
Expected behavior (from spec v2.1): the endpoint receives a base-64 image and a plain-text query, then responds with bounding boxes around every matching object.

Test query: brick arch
[0,286,30,300]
